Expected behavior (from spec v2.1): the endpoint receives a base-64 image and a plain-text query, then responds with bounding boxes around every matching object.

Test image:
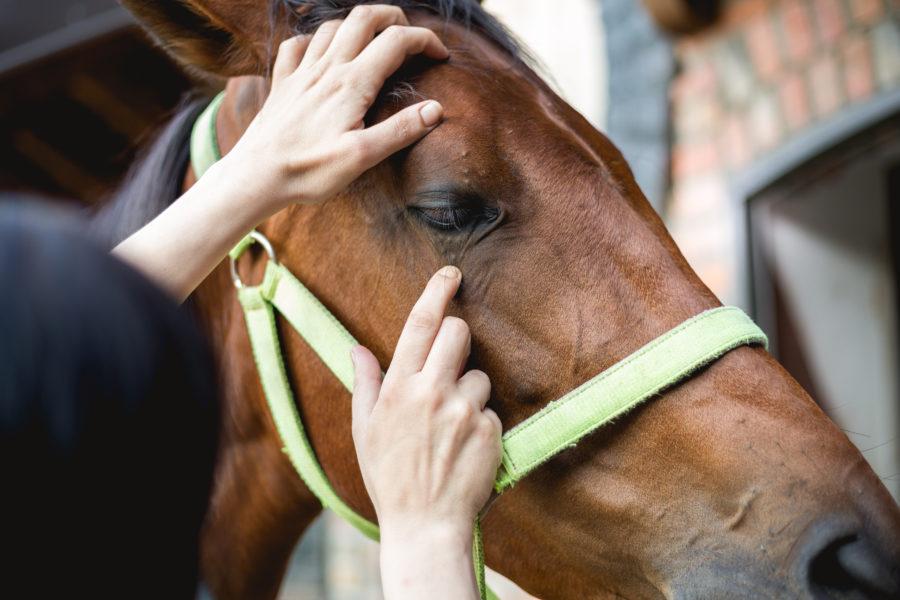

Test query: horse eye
[409,193,500,232]
[417,204,476,230]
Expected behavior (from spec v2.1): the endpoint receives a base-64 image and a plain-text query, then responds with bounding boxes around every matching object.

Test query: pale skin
[353,267,503,600]
[112,6,502,599]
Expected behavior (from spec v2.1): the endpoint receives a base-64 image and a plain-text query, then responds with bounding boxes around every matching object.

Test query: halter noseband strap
[495,306,765,492]
[190,93,768,600]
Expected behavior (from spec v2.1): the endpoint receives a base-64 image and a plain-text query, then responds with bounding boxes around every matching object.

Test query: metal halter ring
[230,230,277,289]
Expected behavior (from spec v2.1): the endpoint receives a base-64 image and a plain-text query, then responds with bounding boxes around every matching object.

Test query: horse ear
[120,0,293,77]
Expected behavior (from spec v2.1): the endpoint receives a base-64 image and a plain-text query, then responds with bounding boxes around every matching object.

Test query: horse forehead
[410,61,547,156]
[410,12,541,107]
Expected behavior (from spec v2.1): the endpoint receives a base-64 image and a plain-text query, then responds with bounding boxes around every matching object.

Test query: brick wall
[665,0,900,303]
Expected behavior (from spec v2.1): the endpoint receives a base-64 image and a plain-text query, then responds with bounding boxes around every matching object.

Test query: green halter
[190,93,768,599]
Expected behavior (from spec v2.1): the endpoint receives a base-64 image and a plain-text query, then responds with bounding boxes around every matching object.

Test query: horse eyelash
[417,204,472,230]
[412,200,501,232]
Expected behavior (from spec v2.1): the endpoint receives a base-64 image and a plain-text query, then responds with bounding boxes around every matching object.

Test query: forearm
[112,155,274,302]
[380,522,480,600]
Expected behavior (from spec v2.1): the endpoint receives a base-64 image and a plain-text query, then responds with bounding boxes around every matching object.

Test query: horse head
[118,0,900,597]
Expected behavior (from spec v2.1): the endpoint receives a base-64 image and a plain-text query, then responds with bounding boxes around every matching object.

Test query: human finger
[353,25,448,83]
[349,100,443,171]
[388,266,461,377]
[325,4,410,62]
[272,35,312,83]
[301,19,344,66]
[350,345,383,442]
[456,369,491,410]
[423,316,471,376]
[483,406,502,437]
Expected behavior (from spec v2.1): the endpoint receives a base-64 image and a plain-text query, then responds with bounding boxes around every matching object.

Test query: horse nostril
[809,535,900,599]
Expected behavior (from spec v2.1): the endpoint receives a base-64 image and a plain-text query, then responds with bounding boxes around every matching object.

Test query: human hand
[225,4,448,215]
[351,267,502,539]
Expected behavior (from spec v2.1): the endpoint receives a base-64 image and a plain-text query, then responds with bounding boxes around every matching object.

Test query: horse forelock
[275,0,530,64]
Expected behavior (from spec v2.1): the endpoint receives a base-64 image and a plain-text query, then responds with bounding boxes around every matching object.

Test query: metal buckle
[230,231,277,289]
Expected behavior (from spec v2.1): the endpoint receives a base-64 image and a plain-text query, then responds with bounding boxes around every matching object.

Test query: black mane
[278,0,525,60]
[92,97,208,247]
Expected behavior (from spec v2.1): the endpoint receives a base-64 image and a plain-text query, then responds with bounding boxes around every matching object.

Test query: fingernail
[440,266,461,281]
[419,101,443,127]
[350,347,359,368]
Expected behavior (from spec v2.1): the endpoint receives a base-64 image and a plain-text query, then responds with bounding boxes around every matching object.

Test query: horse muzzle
[662,517,900,600]
[795,516,900,600]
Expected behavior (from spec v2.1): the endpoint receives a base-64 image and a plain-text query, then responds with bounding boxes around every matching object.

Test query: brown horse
[104,0,900,598]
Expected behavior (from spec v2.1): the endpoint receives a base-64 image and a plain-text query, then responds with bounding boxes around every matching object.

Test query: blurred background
[2,0,898,597]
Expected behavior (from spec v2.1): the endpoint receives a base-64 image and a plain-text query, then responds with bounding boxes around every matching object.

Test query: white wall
[766,143,900,502]
[482,0,608,131]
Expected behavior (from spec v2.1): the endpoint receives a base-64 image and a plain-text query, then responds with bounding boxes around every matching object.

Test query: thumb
[352,100,444,170]
[351,345,383,443]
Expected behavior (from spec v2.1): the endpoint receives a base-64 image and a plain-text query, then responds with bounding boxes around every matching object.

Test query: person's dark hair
[0,198,218,598]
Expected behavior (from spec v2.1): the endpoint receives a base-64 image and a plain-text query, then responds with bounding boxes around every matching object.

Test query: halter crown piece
[191,93,768,600]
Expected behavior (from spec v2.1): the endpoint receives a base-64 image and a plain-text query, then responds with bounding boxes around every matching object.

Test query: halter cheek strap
[191,93,768,600]
[191,94,498,598]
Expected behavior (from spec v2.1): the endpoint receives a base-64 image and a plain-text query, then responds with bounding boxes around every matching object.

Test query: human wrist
[211,148,292,220]
[379,516,475,552]
[379,519,478,600]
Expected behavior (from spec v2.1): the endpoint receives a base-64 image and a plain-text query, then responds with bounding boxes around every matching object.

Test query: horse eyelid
[410,203,501,232]
[407,190,501,231]
[414,204,471,230]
